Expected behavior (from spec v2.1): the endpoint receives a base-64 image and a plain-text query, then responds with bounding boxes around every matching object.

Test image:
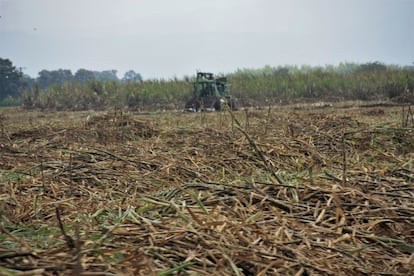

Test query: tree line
[35,68,142,89]
[0,57,142,105]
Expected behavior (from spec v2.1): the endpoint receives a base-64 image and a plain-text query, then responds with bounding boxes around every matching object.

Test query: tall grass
[22,65,414,111]
[229,68,413,104]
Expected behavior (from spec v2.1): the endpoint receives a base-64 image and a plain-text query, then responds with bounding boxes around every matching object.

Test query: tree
[0,58,23,101]
[21,74,35,90]
[94,70,119,81]
[74,69,95,83]
[37,70,53,89]
[274,66,289,76]
[356,62,387,73]
[122,70,142,83]
[37,69,73,89]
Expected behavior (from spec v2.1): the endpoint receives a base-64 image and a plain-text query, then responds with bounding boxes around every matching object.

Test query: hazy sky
[1,0,413,79]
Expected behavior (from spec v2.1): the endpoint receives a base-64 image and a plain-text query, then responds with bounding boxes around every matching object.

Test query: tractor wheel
[194,101,201,112]
[185,98,201,112]
[213,100,222,111]
[230,98,238,110]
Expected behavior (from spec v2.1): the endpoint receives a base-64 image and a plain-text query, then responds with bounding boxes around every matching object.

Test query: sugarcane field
[1,2,414,274]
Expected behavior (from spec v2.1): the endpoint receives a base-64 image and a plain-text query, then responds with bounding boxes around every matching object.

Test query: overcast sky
[1,0,413,79]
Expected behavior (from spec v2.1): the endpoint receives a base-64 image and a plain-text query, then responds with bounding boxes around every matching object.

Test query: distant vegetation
[228,63,414,106]
[1,57,413,110]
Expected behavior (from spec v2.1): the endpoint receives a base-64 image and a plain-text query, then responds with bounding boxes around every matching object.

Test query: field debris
[0,107,413,275]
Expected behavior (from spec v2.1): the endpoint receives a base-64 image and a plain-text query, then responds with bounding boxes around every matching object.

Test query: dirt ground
[0,104,413,275]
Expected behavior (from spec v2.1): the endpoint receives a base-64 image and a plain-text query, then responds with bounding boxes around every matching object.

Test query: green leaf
[159,261,195,276]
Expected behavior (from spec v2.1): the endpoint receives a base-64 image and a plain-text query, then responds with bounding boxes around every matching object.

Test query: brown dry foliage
[0,105,413,275]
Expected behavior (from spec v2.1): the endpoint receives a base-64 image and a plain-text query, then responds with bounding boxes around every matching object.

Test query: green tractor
[184,72,238,112]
